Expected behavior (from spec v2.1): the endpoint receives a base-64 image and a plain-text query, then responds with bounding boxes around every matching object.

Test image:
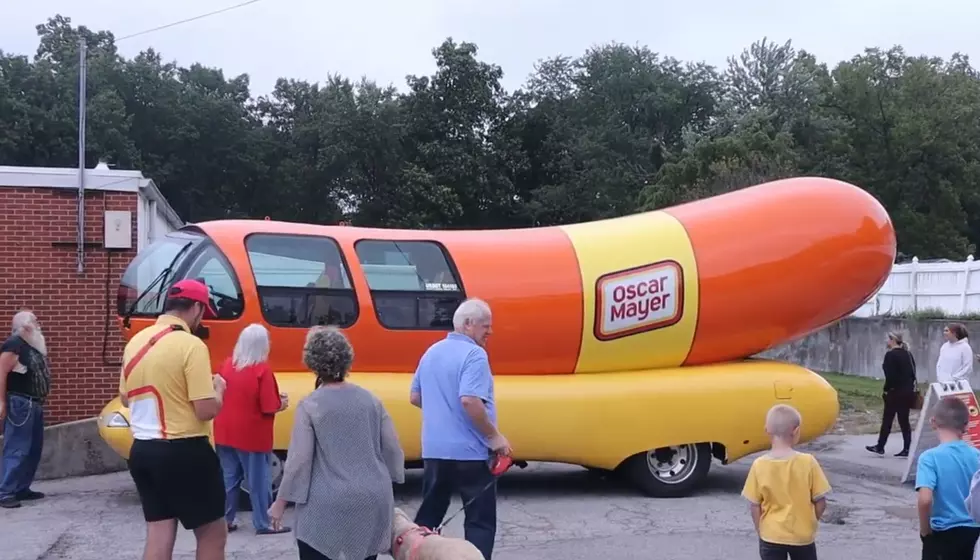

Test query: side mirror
[194,324,210,340]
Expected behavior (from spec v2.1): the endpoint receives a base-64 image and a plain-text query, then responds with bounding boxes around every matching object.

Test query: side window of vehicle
[353,240,465,330]
[245,234,358,328]
[181,244,245,320]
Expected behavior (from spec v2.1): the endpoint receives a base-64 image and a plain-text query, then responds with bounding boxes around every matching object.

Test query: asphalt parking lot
[1,435,924,560]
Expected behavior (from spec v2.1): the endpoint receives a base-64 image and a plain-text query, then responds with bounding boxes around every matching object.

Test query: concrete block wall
[761,317,980,385]
[0,419,127,480]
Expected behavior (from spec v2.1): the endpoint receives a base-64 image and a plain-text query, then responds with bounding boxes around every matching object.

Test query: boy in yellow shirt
[742,404,831,560]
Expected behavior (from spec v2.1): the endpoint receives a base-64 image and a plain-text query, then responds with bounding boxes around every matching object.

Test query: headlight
[101,412,130,428]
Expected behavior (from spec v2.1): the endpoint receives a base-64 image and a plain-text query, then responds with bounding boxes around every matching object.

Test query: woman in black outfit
[866,332,918,457]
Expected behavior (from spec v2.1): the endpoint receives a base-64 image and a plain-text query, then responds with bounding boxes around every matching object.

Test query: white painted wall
[854,256,980,317]
[136,193,180,252]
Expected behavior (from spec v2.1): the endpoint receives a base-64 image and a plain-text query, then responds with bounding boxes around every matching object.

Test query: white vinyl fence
[853,256,980,317]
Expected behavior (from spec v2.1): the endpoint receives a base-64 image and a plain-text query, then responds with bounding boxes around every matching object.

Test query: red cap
[169,279,217,319]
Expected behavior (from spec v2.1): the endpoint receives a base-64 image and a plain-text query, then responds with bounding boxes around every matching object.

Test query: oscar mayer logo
[594,260,684,341]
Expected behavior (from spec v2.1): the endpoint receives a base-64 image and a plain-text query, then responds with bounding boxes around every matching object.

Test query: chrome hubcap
[241,453,285,495]
[646,444,698,484]
[269,453,284,493]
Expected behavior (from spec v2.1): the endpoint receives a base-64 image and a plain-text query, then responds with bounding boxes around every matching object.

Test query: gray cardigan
[277,382,405,559]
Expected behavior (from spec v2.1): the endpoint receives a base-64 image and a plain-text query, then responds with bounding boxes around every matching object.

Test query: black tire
[237,451,287,512]
[621,442,712,498]
[584,466,615,478]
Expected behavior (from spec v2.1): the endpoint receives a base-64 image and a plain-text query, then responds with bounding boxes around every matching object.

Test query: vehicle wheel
[237,451,287,512]
[622,442,712,498]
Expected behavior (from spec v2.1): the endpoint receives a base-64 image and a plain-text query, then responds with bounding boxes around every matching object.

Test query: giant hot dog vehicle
[98,177,896,498]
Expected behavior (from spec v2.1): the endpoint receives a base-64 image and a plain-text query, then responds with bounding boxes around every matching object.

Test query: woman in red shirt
[214,324,290,535]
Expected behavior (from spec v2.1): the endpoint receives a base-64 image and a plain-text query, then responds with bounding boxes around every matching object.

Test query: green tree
[5,15,980,260]
[824,48,980,257]
[514,44,722,225]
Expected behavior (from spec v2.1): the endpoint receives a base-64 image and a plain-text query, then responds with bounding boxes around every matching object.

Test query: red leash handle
[434,457,529,533]
[490,456,528,476]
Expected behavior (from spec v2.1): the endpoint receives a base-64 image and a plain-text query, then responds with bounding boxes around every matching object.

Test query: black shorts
[128,436,225,530]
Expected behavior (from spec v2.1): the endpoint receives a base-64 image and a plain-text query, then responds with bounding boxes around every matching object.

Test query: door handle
[773,380,794,400]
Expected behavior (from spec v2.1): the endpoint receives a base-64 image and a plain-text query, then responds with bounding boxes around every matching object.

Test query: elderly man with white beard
[0,311,52,509]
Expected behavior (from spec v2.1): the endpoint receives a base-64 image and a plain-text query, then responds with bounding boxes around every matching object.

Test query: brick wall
[0,187,137,425]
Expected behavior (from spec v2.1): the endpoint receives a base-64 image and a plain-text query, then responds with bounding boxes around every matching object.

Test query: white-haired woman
[213,323,290,535]
[268,326,405,560]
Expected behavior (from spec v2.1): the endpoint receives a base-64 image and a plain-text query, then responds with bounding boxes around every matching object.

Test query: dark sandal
[256,527,292,535]
[227,523,239,533]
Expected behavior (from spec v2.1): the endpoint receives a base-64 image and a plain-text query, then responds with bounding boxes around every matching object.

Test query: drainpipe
[76,38,88,274]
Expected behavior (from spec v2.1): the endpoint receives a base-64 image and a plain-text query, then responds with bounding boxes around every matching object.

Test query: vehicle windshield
[117,230,206,317]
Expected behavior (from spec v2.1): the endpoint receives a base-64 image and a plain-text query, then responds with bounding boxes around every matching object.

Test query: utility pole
[77,37,88,274]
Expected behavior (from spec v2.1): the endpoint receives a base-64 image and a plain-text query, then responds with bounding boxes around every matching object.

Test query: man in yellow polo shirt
[120,279,227,560]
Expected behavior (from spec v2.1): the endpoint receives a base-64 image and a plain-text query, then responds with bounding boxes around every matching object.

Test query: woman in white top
[935,322,974,383]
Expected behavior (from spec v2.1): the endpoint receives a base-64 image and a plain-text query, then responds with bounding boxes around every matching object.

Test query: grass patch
[819,372,883,411]
[816,372,934,435]
[878,307,980,321]
[816,372,980,435]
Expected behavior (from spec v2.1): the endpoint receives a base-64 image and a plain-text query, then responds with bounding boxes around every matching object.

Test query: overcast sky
[2,0,977,97]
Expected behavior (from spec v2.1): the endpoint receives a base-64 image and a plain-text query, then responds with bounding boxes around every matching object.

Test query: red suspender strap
[123,325,182,381]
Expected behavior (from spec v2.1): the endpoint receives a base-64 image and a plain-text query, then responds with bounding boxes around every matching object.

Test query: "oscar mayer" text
[596,261,682,340]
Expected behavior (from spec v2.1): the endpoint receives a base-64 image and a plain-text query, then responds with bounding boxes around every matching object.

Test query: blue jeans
[0,394,44,500]
[414,459,497,560]
[216,444,273,530]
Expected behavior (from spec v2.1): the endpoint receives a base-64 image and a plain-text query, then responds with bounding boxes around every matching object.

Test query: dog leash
[393,458,528,560]
[434,456,528,533]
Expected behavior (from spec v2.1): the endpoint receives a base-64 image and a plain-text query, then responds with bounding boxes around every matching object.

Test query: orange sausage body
[121,178,895,375]
[667,177,896,365]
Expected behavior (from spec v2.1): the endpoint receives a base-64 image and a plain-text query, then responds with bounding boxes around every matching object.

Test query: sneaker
[0,497,22,509]
[865,445,884,455]
[15,490,44,501]
[895,450,910,458]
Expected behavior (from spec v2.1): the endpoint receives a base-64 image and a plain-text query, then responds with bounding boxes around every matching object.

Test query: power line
[115,0,265,42]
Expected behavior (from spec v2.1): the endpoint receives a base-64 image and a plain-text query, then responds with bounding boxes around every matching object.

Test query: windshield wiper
[208,287,239,302]
[122,241,193,328]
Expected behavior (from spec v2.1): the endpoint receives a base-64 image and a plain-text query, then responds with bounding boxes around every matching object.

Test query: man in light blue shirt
[410,298,511,560]
[915,396,980,559]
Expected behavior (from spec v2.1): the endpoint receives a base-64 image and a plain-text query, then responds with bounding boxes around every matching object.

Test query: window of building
[179,243,245,320]
[245,234,358,328]
[353,239,465,330]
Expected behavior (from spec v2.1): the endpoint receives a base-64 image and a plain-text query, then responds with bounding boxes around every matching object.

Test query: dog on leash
[391,507,485,560]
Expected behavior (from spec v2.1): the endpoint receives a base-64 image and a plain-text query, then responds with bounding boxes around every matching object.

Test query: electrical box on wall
[104,211,132,249]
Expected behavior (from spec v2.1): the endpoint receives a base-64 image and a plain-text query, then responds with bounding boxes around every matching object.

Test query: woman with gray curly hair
[268,326,405,560]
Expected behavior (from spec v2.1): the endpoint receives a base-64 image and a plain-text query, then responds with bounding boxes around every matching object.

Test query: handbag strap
[123,325,184,381]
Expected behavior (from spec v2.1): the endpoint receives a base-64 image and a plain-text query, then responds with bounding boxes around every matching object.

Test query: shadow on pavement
[393,461,749,500]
